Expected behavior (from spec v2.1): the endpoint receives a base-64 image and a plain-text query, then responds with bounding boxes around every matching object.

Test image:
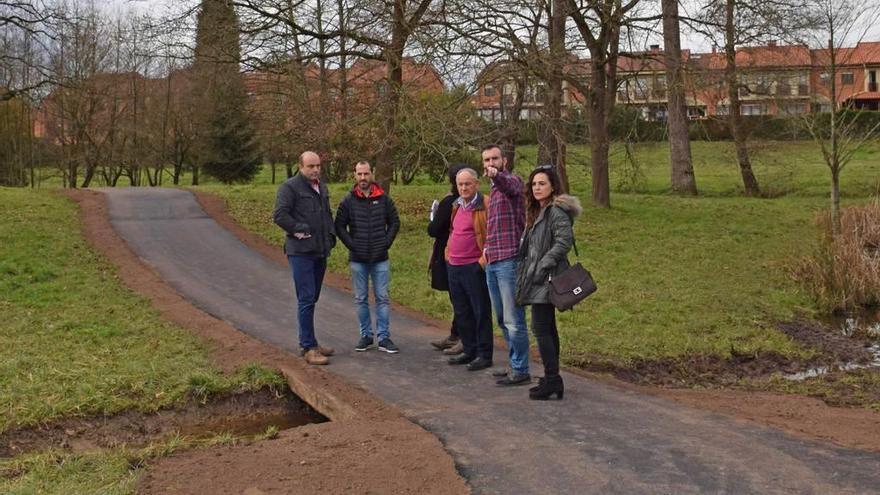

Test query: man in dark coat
[335,161,401,353]
[273,151,337,365]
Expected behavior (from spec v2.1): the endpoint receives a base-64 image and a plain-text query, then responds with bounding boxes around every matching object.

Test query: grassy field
[0,188,283,493]
[200,141,877,366]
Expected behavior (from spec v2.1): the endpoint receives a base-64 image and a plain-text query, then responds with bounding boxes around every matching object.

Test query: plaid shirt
[485,169,525,263]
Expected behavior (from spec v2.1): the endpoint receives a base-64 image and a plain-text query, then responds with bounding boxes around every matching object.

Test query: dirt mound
[0,388,324,459]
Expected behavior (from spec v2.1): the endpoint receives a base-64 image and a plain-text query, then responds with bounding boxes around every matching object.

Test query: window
[376,82,388,98]
[716,105,729,116]
[484,85,496,97]
[741,103,768,115]
[533,84,546,103]
[633,77,650,100]
[841,72,854,85]
[796,74,809,96]
[781,103,807,115]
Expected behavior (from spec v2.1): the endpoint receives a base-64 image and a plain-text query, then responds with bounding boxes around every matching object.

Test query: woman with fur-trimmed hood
[515,166,582,400]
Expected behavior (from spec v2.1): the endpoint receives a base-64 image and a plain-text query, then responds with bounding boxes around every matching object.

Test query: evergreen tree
[191,0,260,184]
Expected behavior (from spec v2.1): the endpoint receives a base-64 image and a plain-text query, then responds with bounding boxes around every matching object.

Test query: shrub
[792,201,880,313]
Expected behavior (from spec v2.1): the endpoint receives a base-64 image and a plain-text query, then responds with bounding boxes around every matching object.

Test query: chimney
[711,45,717,54]
[650,44,661,52]
[768,40,777,47]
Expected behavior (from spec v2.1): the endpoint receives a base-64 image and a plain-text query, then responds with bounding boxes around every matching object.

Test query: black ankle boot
[529,375,563,400]
[528,377,545,393]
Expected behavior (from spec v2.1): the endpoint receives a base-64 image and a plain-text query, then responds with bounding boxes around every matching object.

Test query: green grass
[199,141,877,365]
[0,188,286,493]
[511,140,880,198]
[205,182,832,364]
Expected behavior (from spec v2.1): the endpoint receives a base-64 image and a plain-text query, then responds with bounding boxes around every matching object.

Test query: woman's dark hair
[448,163,467,196]
[525,165,561,228]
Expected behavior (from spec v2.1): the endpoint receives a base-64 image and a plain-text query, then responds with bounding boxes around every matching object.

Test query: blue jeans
[288,255,327,350]
[447,262,493,360]
[486,258,530,374]
[350,260,391,341]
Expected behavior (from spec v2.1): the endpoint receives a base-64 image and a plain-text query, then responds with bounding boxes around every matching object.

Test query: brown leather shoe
[304,349,329,365]
[431,336,459,350]
[442,341,464,355]
[300,345,335,357]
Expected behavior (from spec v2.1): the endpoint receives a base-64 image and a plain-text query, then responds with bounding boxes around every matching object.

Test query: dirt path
[72,188,880,494]
[66,189,468,495]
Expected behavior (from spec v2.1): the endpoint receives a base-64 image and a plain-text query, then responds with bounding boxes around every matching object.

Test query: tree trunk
[589,53,611,207]
[191,165,199,186]
[830,165,841,236]
[725,0,760,196]
[81,164,95,188]
[663,0,697,195]
[539,0,569,193]
[375,35,405,193]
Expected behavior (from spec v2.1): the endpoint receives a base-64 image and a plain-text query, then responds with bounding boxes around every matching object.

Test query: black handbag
[548,240,596,311]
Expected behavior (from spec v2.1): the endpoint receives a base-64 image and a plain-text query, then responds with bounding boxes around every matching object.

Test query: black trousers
[531,303,560,377]
[447,262,493,360]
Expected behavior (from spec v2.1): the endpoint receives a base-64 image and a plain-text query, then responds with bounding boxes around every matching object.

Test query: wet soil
[64,190,469,495]
[0,388,325,459]
[573,319,878,388]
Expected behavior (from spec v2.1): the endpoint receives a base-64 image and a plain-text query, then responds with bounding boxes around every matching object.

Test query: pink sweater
[447,209,482,266]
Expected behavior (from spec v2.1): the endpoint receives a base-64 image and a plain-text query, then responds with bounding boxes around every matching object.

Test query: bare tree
[802,0,880,235]
[566,0,643,207]
[236,0,443,191]
[41,1,113,188]
[694,0,814,196]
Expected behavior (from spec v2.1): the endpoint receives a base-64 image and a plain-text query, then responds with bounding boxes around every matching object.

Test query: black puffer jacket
[515,194,582,305]
[335,184,400,263]
[273,174,336,257]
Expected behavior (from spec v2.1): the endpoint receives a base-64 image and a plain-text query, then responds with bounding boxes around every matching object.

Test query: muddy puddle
[0,386,326,459]
[575,317,880,387]
[783,309,880,381]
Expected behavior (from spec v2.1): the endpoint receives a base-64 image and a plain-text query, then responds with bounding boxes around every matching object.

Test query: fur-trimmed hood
[552,194,582,220]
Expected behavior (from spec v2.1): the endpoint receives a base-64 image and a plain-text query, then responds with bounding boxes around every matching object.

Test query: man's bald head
[299,151,322,181]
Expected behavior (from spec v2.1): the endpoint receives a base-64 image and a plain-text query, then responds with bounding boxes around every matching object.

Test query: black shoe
[529,375,564,400]
[466,357,493,371]
[448,354,476,365]
[491,367,511,377]
[496,372,531,386]
[378,338,399,354]
[355,336,374,352]
[529,377,546,393]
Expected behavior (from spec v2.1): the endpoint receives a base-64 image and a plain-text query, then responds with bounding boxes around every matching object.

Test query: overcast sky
[102,0,880,55]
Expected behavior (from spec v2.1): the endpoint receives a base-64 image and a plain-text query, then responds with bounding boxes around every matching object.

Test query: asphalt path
[103,188,880,495]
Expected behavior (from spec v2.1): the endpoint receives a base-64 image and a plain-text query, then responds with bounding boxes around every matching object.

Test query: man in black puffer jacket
[335,160,401,354]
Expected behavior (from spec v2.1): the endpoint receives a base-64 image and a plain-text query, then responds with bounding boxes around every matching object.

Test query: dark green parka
[515,194,582,306]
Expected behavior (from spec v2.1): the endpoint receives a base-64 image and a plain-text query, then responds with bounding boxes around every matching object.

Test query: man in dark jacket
[335,161,401,353]
[273,151,337,365]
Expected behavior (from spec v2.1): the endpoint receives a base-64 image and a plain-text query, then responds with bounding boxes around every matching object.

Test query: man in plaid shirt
[482,144,531,386]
